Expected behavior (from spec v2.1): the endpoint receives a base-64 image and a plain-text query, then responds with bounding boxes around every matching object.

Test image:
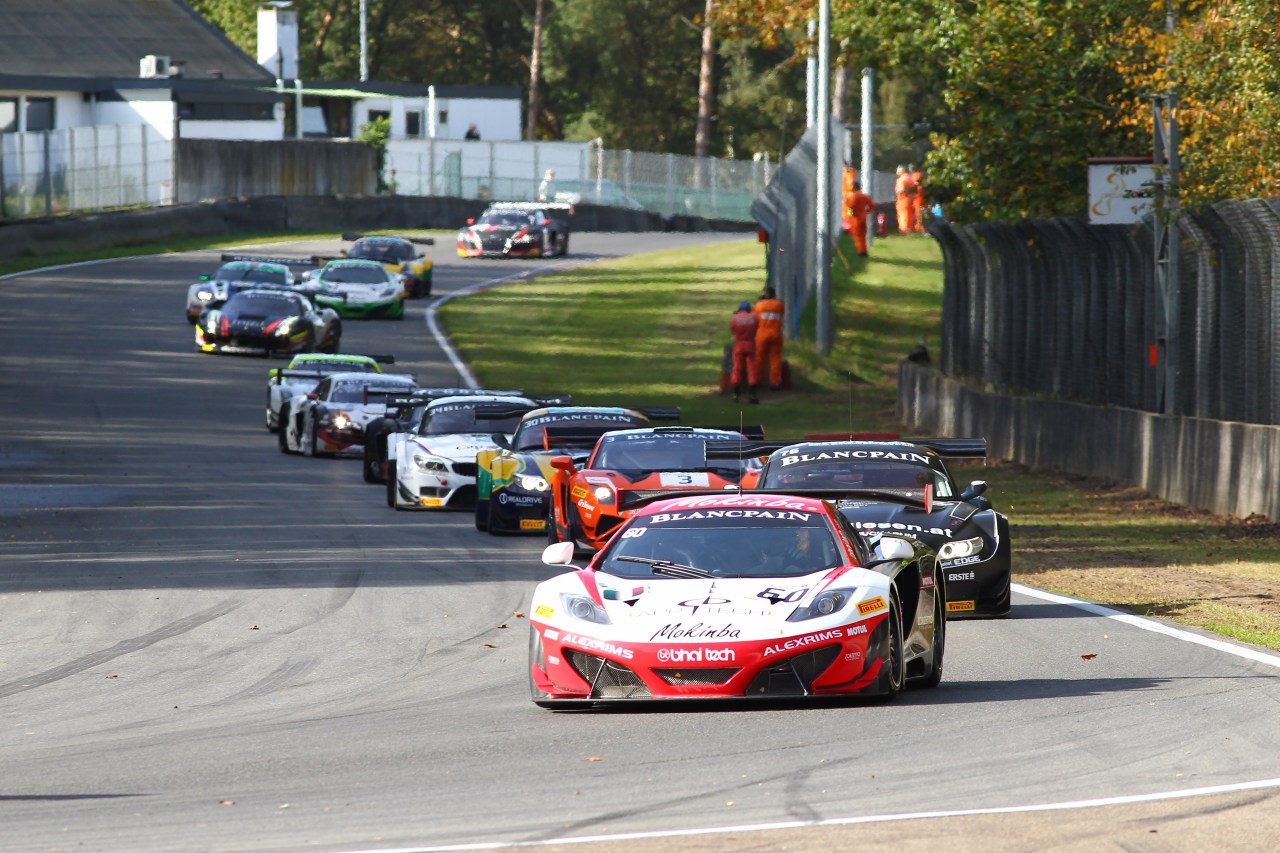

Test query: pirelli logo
[857,597,886,615]
[520,519,546,530]
[947,600,976,613]
[571,486,589,499]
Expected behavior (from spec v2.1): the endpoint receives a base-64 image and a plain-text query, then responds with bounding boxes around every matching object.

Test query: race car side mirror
[960,480,988,500]
[491,433,511,449]
[466,218,476,225]
[542,541,575,566]
[339,250,348,257]
[868,536,913,565]
[550,455,575,473]
[199,274,210,281]
[307,393,318,400]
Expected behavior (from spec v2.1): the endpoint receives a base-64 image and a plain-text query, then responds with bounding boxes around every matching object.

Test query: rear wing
[381,389,526,409]
[360,383,420,405]
[219,254,313,267]
[485,202,573,215]
[268,355,396,385]
[637,407,681,422]
[341,232,436,246]
[616,487,929,514]
[704,437,988,460]
[675,424,766,440]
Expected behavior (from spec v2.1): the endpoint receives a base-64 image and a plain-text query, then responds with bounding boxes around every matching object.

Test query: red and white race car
[527,491,944,707]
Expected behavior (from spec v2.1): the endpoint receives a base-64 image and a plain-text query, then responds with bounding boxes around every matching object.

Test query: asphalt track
[2,233,1279,853]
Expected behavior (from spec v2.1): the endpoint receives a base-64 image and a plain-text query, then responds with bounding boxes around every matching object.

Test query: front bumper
[529,614,890,703]
[489,486,550,532]
[394,461,480,509]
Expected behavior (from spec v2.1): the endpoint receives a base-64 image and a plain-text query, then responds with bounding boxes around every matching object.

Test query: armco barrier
[897,359,1280,522]
[0,196,753,263]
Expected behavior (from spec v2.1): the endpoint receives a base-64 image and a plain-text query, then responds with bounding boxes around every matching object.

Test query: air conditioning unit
[139,55,171,79]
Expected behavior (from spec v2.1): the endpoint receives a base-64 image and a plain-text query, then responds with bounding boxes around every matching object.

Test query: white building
[0,0,283,142]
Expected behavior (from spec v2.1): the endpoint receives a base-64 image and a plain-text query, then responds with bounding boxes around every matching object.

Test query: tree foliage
[191,0,1280,220]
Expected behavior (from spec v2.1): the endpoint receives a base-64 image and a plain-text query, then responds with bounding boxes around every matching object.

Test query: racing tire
[266,395,278,433]
[278,405,296,454]
[386,462,399,509]
[363,449,380,483]
[560,234,570,257]
[874,592,905,702]
[918,586,946,689]
[305,423,318,458]
[474,500,491,532]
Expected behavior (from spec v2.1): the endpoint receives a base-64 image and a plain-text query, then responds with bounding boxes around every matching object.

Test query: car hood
[410,433,501,462]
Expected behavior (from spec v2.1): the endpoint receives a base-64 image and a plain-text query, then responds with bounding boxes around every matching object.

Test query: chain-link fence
[930,198,1280,426]
[384,138,769,222]
[1,125,173,218]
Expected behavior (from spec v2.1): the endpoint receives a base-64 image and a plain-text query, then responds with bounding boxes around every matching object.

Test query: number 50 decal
[757,586,808,603]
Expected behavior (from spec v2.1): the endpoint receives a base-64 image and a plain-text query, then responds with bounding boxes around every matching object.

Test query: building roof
[0,0,272,84]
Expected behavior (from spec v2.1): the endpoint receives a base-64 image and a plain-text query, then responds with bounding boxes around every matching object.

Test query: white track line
[424,259,595,389]
[335,776,1280,853]
[1012,582,1280,669]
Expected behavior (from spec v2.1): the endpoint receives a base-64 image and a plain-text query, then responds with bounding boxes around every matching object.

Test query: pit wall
[898,360,1280,522]
[0,196,754,263]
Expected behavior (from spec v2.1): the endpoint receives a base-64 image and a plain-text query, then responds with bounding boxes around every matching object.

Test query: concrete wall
[175,139,377,202]
[0,196,755,262]
[897,360,1280,522]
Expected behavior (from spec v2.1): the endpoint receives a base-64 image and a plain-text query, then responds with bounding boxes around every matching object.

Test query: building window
[405,110,422,138]
[176,102,274,120]
[25,97,55,131]
[0,97,16,133]
[368,109,390,125]
[438,109,448,126]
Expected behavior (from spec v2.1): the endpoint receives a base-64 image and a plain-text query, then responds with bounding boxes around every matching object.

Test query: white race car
[278,372,417,457]
[264,352,395,432]
[385,394,540,510]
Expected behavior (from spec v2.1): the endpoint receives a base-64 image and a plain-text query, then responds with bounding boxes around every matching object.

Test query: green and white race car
[305,259,406,320]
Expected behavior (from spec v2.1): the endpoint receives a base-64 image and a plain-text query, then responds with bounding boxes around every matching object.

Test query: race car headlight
[938,536,984,561]
[329,413,352,430]
[518,475,549,492]
[275,318,296,336]
[560,593,611,625]
[196,289,213,301]
[414,454,448,473]
[591,484,615,505]
[787,589,855,622]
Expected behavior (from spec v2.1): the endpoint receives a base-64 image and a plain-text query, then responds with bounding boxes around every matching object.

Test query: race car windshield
[421,405,522,436]
[478,212,536,228]
[350,241,412,262]
[216,265,288,285]
[598,513,844,580]
[323,265,389,284]
[764,462,954,498]
[223,292,304,319]
[594,437,707,472]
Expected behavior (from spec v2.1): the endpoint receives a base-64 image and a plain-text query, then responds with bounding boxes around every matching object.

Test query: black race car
[710,437,1011,617]
[195,289,341,356]
[456,202,571,258]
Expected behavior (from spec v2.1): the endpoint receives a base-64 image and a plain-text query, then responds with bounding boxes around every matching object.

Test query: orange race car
[546,426,762,553]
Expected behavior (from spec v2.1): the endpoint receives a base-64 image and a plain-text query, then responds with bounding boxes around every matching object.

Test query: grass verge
[441,232,1280,650]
